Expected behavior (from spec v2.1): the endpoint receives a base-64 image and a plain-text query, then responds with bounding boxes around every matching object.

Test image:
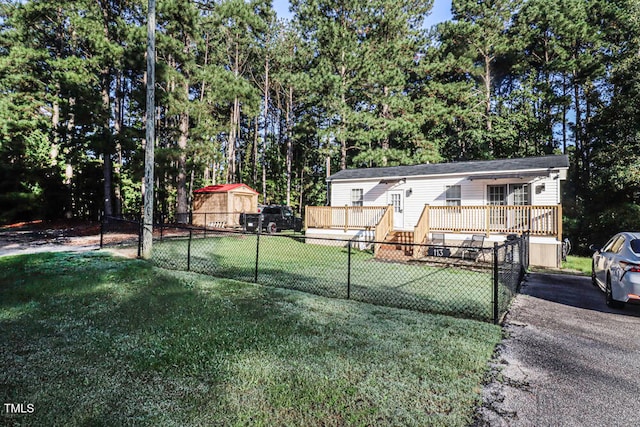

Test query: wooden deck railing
[304,204,562,252]
[305,206,389,231]
[374,206,394,256]
[413,205,431,259]
[424,205,562,239]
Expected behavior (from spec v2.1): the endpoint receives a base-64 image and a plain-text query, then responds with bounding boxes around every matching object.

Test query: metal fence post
[347,240,352,299]
[519,235,524,283]
[187,229,192,271]
[525,233,531,270]
[493,242,499,324]
[99,213,104,249]
[254,228,261,283]
[137,216,142,258]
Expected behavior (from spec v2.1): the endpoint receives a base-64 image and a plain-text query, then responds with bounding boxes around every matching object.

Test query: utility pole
[142,0,155,259]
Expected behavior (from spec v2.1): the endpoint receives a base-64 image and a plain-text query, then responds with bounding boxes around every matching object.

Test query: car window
[611,237,625,254]
[263,207,279,215]
[631,239,640,254]
[602,236,619,253]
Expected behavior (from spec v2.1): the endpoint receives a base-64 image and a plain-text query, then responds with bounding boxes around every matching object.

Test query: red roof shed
[192,183,259,228]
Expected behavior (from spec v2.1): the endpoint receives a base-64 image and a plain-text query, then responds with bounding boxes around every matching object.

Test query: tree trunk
[252,118,259,186]
[484,55,493,153]
[573,68,583,196]
[262,53,269,204]
[176,32,191,224]
[51,88,60,166]
[113,72,124,216]
[381,86,390,167]
[340,61,348,170]
[298,165,304,215]
[227,97,239,183]
[177,79,189,224]
[286,85,293,206]
[64,97,75,218]
[562,75,568,154]
[101,71,113,217]
[227,41,241,184]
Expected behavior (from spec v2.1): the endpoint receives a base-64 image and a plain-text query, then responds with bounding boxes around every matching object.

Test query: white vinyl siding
[328,172,563,230]
[330,181,389,206]
[530,177,561,205]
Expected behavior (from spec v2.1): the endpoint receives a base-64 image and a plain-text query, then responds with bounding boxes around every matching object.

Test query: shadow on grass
[0,252,313,425]
[152,244,493,322]
[1,251,501,426]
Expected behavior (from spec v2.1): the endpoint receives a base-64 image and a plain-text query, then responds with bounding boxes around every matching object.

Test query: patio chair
[427,232,450,257]
[461,234,487,262]
[430,232,445,246]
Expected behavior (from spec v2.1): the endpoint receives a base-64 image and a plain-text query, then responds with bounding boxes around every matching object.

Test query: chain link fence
[101,217,529,323]
[99,215,142,256]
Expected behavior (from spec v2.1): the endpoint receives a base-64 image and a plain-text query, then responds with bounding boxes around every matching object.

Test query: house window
[510,184,530,206]
[445,185,461,206]
[487,185,506,228]
[351,189,363,207]
[391,193,402,213]
[487,185,506,206]
[488,184,530,205]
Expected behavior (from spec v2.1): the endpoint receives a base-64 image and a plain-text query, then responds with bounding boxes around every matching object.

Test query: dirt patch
[0,219,136,258]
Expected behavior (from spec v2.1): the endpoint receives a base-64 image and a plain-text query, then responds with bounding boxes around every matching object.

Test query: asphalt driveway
[476,272,640,426]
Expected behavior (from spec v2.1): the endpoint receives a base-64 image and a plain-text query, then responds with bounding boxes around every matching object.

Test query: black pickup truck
[240,205,303,233]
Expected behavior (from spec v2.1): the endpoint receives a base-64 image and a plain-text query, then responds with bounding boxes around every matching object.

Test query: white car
[591,232,640,308]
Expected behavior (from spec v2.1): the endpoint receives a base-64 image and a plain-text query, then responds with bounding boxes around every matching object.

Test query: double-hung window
[445,185,461,206]
[351,189,363,207]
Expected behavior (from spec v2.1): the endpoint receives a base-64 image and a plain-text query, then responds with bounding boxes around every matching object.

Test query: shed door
[389,191,404,229]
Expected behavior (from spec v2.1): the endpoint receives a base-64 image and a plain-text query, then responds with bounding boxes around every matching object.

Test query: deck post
[557,204,563,241]
[425,204,430,239]
[485,206,491,237]
[345,205,350,232]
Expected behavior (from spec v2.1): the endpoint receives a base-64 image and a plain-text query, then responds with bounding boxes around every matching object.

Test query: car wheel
[605,275,624,309]
[267,222,277,234]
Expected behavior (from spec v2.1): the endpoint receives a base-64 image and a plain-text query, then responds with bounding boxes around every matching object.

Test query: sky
[272,0,453,28]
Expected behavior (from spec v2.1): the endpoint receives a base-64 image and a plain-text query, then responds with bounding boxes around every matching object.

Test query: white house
[305,155,570,268]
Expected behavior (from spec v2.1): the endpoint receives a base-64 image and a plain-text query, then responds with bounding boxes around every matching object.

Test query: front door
[509,184,530,228]
[487,185,506,228]
[390,191,404,229]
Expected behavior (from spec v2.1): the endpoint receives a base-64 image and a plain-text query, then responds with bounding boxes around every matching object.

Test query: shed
[192,183,259,228]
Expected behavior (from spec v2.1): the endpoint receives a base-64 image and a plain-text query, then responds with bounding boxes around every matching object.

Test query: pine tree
[352,0,439,167]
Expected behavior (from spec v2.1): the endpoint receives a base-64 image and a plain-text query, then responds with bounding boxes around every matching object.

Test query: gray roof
[326,155,569,181]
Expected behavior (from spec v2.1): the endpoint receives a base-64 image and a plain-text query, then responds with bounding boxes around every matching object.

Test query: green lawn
[561,255,592,276]
[153,234,497,321]
[1,252,502,426]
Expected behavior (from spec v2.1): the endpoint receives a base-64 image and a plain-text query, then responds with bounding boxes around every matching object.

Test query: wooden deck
[305,204,560,262]
[306,204,561,240]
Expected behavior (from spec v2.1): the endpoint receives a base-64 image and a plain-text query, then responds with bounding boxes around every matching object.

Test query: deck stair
[376,230,414,260]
